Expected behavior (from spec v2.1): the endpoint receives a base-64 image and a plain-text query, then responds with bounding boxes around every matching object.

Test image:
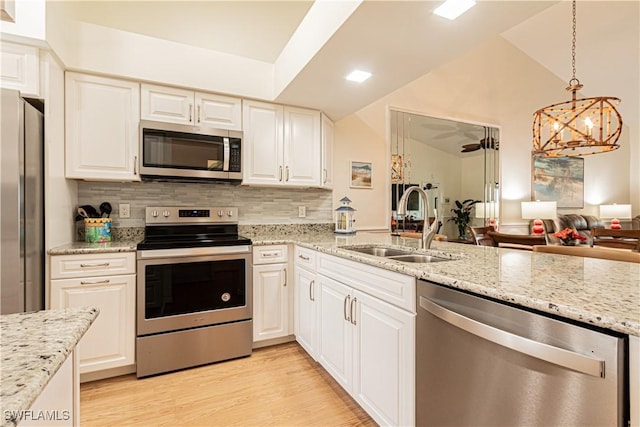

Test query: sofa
[530,214,605,244]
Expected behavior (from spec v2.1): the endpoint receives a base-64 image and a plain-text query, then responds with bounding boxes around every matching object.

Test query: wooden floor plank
[81,342,377,427]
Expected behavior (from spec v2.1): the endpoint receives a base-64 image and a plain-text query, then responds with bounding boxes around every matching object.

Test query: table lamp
[475,202,499,229]
[521,201,557,235]
[599,204,632,229]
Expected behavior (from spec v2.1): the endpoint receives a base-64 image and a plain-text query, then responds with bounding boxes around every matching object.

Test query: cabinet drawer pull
[343,295,351,322]
[298,254,310,261]
[350,297,357,325]
[80,263,110,268]
[309,280,315,301]
[262,252,279,258]
[80,279,110,285]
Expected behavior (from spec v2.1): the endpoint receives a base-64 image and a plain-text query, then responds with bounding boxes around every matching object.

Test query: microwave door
[140,128,232,180]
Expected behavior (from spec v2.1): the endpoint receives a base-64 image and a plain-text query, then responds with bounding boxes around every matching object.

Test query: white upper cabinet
[65,72,141,181]
[0,41,39,97]
[141,83,241,130]
[321,113,334,189]
[243,100,321,187]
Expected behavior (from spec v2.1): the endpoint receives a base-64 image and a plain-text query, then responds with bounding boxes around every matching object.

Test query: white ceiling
[67,0,638,123]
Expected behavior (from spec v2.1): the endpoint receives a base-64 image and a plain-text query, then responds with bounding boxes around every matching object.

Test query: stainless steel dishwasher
[416,280,628,427]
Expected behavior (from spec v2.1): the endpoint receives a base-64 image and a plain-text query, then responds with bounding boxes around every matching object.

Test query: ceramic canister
[84,218,112,243]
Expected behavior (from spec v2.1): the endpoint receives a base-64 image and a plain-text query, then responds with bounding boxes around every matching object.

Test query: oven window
[144,259,246,319]
[143,130,225,171]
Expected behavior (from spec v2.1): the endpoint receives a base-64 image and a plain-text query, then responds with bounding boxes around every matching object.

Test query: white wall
[0,0,45,42]
[333,114,387,230]
[335,36,638,232]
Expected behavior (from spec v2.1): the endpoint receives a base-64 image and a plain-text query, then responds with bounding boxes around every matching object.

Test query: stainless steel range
[136,206,252,378]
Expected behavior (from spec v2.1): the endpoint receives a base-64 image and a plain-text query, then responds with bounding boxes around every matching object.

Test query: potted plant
[449,199,481,239]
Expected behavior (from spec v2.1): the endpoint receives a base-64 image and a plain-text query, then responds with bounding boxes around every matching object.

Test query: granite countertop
[47,230,639,336]
[1,307,99,427]
[251,230,639,337]
[48,240,140,255]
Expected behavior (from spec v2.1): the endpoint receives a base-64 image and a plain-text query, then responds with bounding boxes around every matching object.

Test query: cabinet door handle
[343,295,351,322]
[298,254,310,261]
[197,105,201,123]
[323,169,327,184]
[350,297,357,325]
[134,155,138,175]
[279,166,283,181]
[285,166,290,181]
[80,279,110,285]
[309,280,315,301]
[189,104,193,123]
[80,262,110,268]
[283,268,287,287]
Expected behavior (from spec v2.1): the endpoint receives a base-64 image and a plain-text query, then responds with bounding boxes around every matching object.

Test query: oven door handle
[137,245,251,259]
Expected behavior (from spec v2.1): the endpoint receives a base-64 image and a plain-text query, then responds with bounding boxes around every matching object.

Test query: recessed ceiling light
[346,70,372,83]
[433,0,476,20]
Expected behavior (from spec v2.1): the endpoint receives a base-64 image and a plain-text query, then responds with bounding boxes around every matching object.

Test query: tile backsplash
[78,181,333,227]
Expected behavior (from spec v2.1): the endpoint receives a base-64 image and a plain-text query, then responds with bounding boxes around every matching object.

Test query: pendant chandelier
[532,1,622,158]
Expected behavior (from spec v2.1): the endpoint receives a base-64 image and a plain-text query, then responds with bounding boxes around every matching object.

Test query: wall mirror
[389,109,500,241]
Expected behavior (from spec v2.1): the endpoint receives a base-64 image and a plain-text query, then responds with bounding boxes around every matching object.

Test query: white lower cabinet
[252,245,291,343]
[294,246,318,358]
[23,350,78,427]
[49,253,136,378]
[314,252,416,427]
[294,264,317,358]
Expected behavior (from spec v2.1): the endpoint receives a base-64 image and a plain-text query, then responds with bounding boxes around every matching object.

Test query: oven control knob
[217,210,223,217]
[163,210,170,218]
[221,293,231,302]
[227,210,233,217]
[151,210,158,218]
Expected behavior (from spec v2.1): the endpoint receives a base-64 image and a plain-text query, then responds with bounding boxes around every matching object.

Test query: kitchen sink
[344,246,413,257]
[340,245,454,263]
[386,254,450,263]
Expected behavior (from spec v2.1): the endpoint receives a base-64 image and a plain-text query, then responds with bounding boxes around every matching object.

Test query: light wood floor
[80,342,377,427]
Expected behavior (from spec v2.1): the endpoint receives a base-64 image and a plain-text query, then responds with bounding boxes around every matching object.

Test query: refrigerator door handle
[419,296,605,378]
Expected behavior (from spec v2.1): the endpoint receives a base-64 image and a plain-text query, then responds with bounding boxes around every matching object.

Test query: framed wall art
[350,161,373,189]
[532,157,584,208]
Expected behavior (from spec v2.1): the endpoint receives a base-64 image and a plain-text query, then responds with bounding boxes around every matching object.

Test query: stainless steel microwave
[139,120,242,181]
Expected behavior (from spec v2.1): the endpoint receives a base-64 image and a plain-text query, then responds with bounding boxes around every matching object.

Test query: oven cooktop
[136,206,252,250]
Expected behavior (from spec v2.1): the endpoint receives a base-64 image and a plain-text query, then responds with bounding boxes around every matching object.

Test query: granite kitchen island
[1,307,98,427]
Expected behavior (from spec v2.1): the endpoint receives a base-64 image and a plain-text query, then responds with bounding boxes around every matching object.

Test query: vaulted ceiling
[67,1,638,123]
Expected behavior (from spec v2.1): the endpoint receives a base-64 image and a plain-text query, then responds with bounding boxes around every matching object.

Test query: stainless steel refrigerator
[1,88,44,314]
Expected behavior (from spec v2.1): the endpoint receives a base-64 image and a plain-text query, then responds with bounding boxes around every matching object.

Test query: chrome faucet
[397,186,439,250]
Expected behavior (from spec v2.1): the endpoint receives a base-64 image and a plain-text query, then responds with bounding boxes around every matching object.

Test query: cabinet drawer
[253,245,288,265]
[318,253,415,312]
[294,246,317,271]
[50,252,136,279]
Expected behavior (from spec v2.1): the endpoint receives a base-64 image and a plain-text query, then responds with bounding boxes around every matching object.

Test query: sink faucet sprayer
[396,186,439,250]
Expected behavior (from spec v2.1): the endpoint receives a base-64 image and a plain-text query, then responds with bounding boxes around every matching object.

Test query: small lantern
[335,196,356,234]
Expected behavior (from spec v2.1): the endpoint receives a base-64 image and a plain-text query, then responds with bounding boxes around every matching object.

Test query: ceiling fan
[461,137,499,153]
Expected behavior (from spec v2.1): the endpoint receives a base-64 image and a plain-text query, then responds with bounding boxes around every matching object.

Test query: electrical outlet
[298,206,306,218]
[119,203,130,218]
